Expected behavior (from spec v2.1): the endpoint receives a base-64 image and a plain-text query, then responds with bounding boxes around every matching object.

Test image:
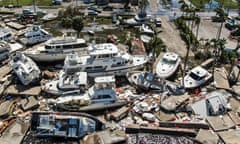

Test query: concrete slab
[207,115,235,132]
[218,130,240,144]
[154,110,176,121]
[6,85,41,96]
[160,93,190,112]
[228,111,240,125]
[214,67,230,90]
[0,120,29,144]
[195,129,219,144]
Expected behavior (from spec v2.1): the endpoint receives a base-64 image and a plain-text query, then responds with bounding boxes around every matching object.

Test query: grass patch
[189,0,239,9]
[0,0,52,6]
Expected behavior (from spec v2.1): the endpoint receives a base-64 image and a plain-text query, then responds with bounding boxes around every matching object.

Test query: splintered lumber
[0,65,11,80]
[125,124,197,137]
[218,130,240,144]
[0,117,16,135]
[158,121,209,129]
[20,96,39,111]
[0,100,15,118]
[160,93,190,112]
[214,67,230,90]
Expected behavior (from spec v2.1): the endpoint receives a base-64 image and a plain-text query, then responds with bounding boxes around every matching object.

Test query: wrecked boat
[63,43,148,77]
[10,52,41,85]
[42,70,88,95]
[127,71,164,92]
[52,75,127,112]
[156,52,181,79]
[24,36,88,62]
[30,111,105,139]
[183,66,212,89]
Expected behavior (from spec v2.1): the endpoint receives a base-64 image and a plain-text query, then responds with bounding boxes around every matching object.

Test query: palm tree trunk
[196,24,199,41]
[216,22,224,40]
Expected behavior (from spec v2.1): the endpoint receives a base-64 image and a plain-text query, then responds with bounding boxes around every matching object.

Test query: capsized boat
[183,66,212,88]
[10,52,41,85]
[30,111,105,139]
[63,43,148,77]
[52,75,127,112]
[42,70,88,96]
[24,36,88,62]
[156,52,181,79]
[127,71,164,92]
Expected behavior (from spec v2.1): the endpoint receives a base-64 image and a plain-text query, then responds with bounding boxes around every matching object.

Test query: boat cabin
[189,66,209,81]
[45,37,87,51]
[162,53,179,64]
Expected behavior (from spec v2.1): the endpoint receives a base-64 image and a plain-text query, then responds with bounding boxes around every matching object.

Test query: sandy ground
[159,16,194,58]
[192,19,238,48]
[149,0,194,58]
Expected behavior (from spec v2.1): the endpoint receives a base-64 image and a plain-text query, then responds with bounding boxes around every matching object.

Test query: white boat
[0,27,13,41]
[139,24,155,43]
[42,70,88,95]
[123,13,151,26]
[156,52,181,79]
[127,71,164,91]
[24,36,88,62]
[52,76,126,112]
[10,52,41,85]
[183,66,212,88]
[31,111,105,139]
[42,12,58,22]
[19,25,51,46]
[63,43,148,77]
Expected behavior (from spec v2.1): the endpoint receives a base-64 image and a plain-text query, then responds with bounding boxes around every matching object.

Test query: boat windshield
[162,58,176,64]
[189,72,204,81]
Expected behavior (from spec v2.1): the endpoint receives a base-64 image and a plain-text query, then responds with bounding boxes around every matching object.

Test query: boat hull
[26,50,87,62]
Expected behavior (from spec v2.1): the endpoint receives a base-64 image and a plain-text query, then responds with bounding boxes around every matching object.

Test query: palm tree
[124,0,130,9]
[72,16,84,38]
[195,15,201,41]
[139,0,149,17]
[214,8,227,40]
[182,33,191,87]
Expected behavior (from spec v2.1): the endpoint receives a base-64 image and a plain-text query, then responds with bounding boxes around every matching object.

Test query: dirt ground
[192,18,238,48]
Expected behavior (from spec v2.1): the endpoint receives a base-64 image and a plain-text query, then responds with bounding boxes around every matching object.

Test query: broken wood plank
[158,121,209,129]
[125,124,197,137]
